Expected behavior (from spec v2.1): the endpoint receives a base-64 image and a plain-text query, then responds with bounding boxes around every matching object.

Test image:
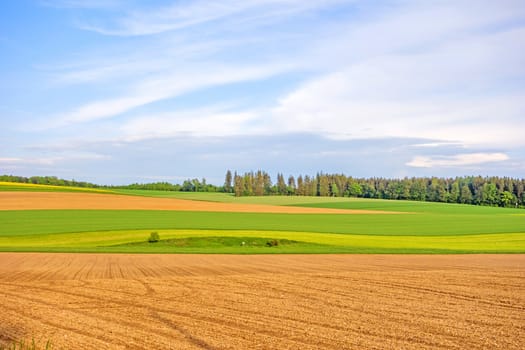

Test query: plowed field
[0,254,523,349]
[0,192,403,214]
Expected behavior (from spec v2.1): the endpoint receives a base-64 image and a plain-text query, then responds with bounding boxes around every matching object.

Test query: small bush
[148,231,160,243]
[266,239,279,247]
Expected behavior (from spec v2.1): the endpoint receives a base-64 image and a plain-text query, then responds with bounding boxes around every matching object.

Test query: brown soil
[0,254,523,349]
[0,192,404,214]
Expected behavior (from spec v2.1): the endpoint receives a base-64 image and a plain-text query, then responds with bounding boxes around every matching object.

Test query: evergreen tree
[296,175,304,196]
[254,170,265,196]
[449,180,460,203]
[224,170,233,193]
[287,175,296,195]
[233,173,244,197]
[318,174,329,197]
[459,184,473,204]
[277,173,287,195]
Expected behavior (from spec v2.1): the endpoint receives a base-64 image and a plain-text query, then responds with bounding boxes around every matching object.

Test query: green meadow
[0,187,523,253]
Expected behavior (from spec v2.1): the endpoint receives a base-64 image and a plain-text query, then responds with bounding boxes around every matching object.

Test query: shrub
[266,239,279,247]
[148,231,160,243]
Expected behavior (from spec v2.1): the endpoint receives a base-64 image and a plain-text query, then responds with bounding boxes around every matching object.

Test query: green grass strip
[1,210,524,237]
[0,229,523,254]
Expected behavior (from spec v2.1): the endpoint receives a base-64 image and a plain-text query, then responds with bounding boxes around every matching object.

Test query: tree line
[0,175,100,188]
[2,173,524,208]
[224,170,525,208]
[0,175,221,193]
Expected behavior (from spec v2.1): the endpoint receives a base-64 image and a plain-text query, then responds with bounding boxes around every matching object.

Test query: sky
[1,0,524,185]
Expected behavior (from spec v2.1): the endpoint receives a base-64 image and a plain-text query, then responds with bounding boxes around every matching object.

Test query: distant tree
[296,175,304,196]
[500,191,515,207]
[233,173,244,197]
[287,175,296,195]
[254,170,265,196]
[181,180,194,192]
[303,175,314,196]
[331,183,339,197]
[318,174,329,197]
[449,180,460,203]
[263,172,273,195]
[224,170,233,193]
[515,181,524,206]
[459,184,473,204]
[480,183,498,206]
[148,231,160,243]
[410,179,426,201]
[346,182,362,197]
[428,178,448,202]
[243,172,254,196]
[277,173,287,195]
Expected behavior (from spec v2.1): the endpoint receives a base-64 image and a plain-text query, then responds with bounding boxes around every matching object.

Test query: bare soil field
[0,254,523,349]
[0,192,403,214]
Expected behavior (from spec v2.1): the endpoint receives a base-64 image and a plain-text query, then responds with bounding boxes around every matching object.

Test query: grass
[123,236,311,252]
[291,198,525,214]
[0,187,523,253]
[0,229,522,254]
[1,209,523,237]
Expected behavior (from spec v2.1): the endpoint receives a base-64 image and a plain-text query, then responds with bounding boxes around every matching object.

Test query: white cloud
[0,157,58,166]
[54,62,292,125]
[267,20,525,147]
[410,142,464,148]
[406,153,509,168]
[0,154,110,166]
[120,108,259,141]
[77,0,349,36]
[41,0,122,9]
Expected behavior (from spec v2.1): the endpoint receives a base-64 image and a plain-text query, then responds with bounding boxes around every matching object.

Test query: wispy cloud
[0,153,110,167]
[268,10,525,148]
[120,108,259,141]
[406,153,510,168]
[53,62,292,126]
[76,0,348,36]
[41,0,123,9]
[410,142,465,149]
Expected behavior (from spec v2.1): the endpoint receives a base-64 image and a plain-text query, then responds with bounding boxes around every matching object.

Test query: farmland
[0,189,524,253]
[0,185,524,349]
[0,253,523,349]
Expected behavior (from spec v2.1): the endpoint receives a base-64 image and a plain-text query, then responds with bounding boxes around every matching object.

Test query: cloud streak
[406,153,510,168]
[55,62,293,125]
[76,0,349,36]
[268,12,525,148]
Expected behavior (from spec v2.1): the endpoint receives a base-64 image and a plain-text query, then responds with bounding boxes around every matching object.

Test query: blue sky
[1,0,524,185]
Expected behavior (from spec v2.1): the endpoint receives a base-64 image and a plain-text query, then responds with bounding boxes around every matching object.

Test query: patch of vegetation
[0,229,523,254]
[122,236,298,249]
[148,231,160,243]
[266,239,279,247]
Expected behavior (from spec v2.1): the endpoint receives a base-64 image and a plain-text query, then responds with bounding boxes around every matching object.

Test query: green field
[0,187,524,253]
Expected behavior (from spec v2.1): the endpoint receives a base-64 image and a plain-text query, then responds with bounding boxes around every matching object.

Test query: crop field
[0,188,524,254]
[0,253,523,349]
[0,186,524,348]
